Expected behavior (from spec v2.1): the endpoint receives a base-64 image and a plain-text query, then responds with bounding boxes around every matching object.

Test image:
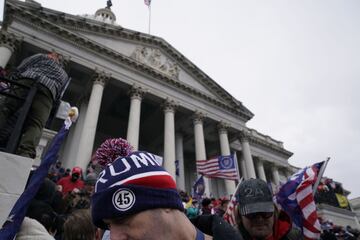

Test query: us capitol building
[0,0,295,198]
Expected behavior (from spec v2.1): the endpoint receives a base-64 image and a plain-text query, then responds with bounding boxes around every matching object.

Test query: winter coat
[237,211,303,240]
[16,217,55,240]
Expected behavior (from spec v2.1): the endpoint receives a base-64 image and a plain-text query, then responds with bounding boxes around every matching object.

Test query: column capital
[256,157,265,164]
[239,128,251,142]
[128,84,147,100]
[269,162,280,169]
[0,31,22,52]
[92,69,111,86]
[217,121,231,134]
[162,98,178,113]
[192,110,206,125]
[257,156,267,163]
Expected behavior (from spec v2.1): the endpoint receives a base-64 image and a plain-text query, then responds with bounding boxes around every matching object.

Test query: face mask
[71,174,79,181]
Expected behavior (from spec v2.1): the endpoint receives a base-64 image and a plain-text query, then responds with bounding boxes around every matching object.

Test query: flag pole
[225,178,242,213]
[313,157,330,196]
[223,177,243,226]
[232,177,243,197]
[148,5,151,34]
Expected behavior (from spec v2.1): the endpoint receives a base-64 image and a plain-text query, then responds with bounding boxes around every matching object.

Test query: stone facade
[350,197,360,226]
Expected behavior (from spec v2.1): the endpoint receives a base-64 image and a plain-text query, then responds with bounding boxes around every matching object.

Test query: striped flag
[144,0,151,6]
[223,178,243,227]
[196,154,238,180]
[276,161,326,240]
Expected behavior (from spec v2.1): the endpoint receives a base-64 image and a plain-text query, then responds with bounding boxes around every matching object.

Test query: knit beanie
[91,151,183,229]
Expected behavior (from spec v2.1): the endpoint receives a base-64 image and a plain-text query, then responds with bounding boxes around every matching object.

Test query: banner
[192,175,205,200]
[196,154,238,180]
[335,193,349,208]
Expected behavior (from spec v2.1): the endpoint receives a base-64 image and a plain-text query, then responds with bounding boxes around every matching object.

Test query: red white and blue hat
[91,151,183,229]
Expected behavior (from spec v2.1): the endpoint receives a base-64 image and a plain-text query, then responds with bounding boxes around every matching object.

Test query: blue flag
[175,160,179,177]
[192,175,205,200]
[0,125,69,239]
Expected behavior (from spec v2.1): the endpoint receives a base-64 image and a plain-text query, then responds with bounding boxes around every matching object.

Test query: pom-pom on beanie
[95,138,133,167]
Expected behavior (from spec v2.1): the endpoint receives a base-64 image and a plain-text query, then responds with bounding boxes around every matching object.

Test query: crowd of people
[1,128,359,240]
[178,191,230,218]
[320,219,360,240]
[16,162,97,240]
[12,150,359,240]
[1,139,359,239]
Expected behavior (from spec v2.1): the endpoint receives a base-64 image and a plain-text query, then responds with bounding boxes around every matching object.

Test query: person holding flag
[192,175,206,200]
[192,178,302,239]
[219,160,329,240]
[276,160,329,240]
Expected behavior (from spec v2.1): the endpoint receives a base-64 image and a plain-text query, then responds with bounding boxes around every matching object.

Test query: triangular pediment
[66,31,225,100]
[6,0,254,120]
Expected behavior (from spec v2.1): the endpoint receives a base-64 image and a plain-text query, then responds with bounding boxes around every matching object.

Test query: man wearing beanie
[91,151,240,240]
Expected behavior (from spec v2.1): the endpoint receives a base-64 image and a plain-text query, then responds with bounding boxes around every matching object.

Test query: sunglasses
[244,212,273,220]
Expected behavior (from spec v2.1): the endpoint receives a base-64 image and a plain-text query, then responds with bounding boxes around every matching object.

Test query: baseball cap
[237,178,274,215]
[72,167,82,176]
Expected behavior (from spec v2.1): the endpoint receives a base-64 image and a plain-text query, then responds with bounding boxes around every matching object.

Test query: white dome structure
[82,0,117,25]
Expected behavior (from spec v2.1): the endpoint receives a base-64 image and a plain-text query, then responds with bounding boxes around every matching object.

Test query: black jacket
[191,214,242,240]
[191,213,303,240]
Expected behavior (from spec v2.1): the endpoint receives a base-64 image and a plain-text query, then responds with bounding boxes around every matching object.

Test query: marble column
[126,85,145,151]
[272,164,280,186]
[193,111,211,197]
[217,121,236,196]
[75,71,109,172]
[239,156,248,180]
[256,158,267,182]
[175,133,185,191]
[61,102,88,168]
[0,31,19,68]
[239,129,256,179]
[162,99,177,180]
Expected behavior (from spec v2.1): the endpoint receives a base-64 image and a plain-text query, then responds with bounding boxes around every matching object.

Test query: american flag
[144,0,151,6]
[276,161,325,240]
[196,154,238,180]
[223,178,243,227]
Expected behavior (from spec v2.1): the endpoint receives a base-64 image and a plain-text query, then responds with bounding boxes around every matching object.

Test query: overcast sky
[34,0,360,198]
